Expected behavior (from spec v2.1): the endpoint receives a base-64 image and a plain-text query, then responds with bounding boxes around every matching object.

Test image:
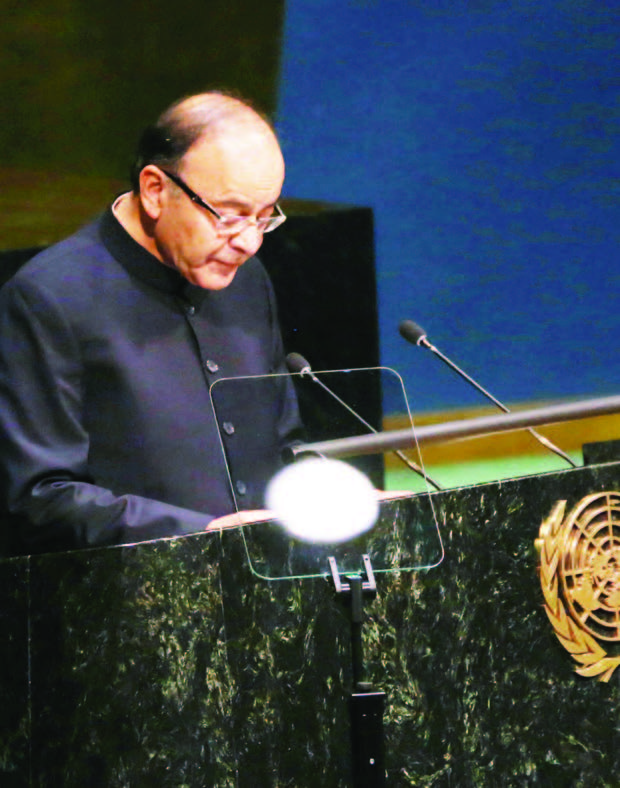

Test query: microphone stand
[329,555,385,788]
[422,336,577,467]
[288,354,443,491]
[399,321,578,468]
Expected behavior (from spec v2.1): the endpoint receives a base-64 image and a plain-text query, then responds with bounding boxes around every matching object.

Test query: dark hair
[129,125,189,192]
[129,91,275,193]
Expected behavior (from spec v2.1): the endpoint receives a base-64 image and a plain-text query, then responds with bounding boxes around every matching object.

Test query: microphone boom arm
[286,353,443,490]
[399,319,577,468]
[421,336,577,468]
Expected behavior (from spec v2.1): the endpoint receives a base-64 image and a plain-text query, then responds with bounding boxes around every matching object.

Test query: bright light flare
[266,457,379,543]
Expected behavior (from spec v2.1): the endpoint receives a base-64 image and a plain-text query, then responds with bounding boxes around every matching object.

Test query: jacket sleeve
[0,277,213,556]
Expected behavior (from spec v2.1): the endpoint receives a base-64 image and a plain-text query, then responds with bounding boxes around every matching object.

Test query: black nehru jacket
[0,207,301,555]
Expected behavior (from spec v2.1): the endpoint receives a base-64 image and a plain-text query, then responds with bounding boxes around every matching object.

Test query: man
[0,91,301,555]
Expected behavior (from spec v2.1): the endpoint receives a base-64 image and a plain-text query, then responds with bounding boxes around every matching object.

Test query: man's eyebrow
[215,197,280,213]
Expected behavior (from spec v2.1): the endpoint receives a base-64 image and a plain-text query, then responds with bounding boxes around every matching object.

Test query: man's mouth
[208,258,242,269]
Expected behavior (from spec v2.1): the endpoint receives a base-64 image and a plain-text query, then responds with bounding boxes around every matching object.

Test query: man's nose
[229,222,264,256]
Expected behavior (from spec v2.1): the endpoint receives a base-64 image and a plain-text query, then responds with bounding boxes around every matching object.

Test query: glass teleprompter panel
[209,367,443,581]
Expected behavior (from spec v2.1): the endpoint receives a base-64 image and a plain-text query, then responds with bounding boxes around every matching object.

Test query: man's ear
[139,165,166,220]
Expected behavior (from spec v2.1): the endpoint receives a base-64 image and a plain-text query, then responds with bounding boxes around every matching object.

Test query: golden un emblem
[536,491,620,682]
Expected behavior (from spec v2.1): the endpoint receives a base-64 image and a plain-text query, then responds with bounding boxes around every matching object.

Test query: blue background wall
[275,1,619,414]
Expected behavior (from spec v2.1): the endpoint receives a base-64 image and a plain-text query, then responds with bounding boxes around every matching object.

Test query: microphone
[398,319,577,468]
[286,352,314,378]
[285,352,442,490]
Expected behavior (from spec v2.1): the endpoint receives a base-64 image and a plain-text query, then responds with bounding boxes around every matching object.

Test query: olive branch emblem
[536,493,620,683]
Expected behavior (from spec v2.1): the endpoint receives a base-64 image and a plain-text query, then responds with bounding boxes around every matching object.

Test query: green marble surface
[0,560,29,785]
[1,463,619,786]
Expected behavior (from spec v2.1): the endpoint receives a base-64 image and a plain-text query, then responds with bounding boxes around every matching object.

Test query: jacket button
[235,480,247,496]
[222,421,235,435]
[206,359,219,373]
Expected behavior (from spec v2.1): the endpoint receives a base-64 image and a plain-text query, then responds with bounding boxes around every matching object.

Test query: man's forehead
[182,124,284,180]
[190,116,281,159]
[179,127,284,208]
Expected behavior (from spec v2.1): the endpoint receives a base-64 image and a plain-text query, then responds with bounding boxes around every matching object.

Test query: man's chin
[188,263,239,291]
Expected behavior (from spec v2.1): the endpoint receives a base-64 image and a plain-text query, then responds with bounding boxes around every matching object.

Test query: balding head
[120,91,285,291]
[130,91,279,192]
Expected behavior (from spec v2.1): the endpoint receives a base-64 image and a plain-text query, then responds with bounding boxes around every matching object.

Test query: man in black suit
[0,91,300,555]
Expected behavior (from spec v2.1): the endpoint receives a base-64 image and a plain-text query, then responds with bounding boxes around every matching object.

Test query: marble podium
[2,461,619,787]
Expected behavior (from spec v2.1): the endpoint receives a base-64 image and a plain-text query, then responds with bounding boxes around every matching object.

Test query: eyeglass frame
[159,168,286,235]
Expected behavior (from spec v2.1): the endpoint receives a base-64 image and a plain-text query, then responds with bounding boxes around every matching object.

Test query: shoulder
[1,216,122,312]
[10,219,110,284]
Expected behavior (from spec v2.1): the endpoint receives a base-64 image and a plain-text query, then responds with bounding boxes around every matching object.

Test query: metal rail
[290,394,620,460]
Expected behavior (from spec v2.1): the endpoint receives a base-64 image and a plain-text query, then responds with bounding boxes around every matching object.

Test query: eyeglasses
[160,169,286,236]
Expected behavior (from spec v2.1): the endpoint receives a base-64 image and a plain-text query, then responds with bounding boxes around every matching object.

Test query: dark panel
[260,200,383,485]
[0,247,45,289]
[261,201,379,373]
[583,439,620,465]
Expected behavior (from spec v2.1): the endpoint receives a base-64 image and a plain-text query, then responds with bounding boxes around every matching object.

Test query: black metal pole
[330,558,386,787]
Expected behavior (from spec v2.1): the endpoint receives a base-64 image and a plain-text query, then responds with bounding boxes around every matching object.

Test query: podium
[2,461,620,786]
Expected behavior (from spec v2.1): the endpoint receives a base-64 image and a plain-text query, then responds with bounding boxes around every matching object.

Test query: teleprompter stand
[329,554,386,788]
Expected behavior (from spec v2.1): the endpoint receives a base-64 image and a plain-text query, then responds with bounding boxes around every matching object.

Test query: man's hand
[206,490,412,533]
[375,490,412,501]
[206,510,275,530]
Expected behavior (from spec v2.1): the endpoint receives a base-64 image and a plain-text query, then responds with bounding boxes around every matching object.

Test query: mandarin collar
[100,204,187,296]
